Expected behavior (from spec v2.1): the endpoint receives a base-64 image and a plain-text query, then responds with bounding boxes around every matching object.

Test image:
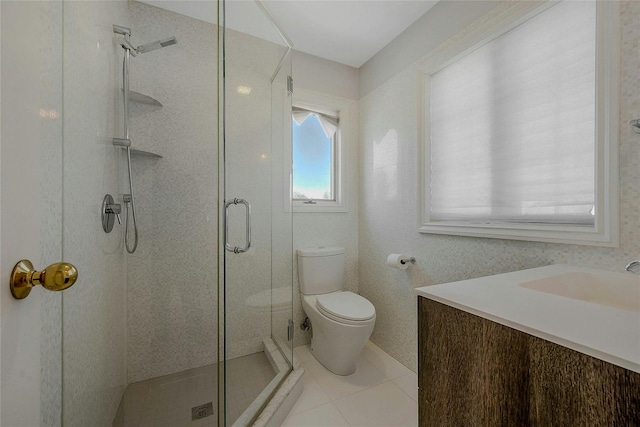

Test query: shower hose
[124,146,139,254]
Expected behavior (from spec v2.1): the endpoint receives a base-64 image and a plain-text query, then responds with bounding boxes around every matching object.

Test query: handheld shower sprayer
[112,24,178,56]
[137,37,178,53]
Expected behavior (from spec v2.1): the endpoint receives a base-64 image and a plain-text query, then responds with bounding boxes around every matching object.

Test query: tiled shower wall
[358,1,640,372]
[126,1,218,382]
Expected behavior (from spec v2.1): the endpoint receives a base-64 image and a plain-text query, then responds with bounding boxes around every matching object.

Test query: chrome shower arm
[113,25,138,56]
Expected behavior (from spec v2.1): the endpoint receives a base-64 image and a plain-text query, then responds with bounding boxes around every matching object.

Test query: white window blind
[429,1,596,225]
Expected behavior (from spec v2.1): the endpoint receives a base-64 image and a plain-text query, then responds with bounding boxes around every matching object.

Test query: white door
[1,2,63,425]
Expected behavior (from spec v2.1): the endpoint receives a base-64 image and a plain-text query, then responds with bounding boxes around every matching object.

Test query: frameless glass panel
[271,51,294,368]
[62,1,219,426]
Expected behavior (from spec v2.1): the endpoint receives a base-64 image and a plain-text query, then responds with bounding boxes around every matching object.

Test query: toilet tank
[297,247,345,295]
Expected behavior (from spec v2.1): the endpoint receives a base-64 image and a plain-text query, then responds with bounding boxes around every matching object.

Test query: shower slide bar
[224,198,252,254]
[112,24,177,254]
[115,27,139,254]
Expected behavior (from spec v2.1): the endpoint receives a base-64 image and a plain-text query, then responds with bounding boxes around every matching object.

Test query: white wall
[358,1,499,97]
[358,1,640,371]
[293,50,360,100]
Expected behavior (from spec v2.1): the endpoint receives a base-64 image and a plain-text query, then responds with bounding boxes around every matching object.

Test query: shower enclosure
[60,0,295,425]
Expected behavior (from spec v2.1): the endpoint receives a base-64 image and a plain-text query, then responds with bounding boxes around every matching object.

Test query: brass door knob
[10,260,78,300]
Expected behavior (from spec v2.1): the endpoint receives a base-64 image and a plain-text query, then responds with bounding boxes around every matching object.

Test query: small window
[420,1,618,246]
[292,109,337,201]
[291,105,345,212]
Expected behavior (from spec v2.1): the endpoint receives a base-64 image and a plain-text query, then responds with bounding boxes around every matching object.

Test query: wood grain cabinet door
[419,298,530,426]
[419,298,485,425]
[418,297,640,427]
[529,336,640,426]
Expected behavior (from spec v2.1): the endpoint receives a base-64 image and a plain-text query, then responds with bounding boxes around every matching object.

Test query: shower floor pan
[112,340,286,426]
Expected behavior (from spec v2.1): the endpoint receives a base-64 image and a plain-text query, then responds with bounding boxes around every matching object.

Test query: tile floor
[283,342,418,427]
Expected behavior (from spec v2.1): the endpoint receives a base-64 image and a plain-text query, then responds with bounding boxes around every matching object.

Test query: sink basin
[520,271,640,312]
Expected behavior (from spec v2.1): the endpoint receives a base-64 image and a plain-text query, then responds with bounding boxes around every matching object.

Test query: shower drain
[192,402,214,420]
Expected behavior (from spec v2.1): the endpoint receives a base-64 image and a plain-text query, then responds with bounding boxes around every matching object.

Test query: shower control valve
[102,194,122,233]
[109,206,122,225]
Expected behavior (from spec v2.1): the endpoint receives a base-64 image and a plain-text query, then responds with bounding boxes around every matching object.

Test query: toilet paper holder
[387,253,416,269]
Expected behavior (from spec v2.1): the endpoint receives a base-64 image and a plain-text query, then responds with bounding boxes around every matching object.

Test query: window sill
[418,221,618,247]
[293,202,347,213]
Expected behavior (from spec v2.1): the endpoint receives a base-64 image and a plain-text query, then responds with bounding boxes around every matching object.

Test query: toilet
[297,246,376,375]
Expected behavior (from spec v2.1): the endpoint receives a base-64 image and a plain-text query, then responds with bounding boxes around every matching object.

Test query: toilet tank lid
[297,246,345,257]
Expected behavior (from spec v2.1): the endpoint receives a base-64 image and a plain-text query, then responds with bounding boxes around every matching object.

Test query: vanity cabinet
[418,297,640,426]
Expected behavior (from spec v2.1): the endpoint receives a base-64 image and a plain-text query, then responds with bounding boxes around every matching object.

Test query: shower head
[113,24,177,55]
[136,37,178,54]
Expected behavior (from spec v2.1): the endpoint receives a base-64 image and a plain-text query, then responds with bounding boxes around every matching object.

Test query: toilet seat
[316,291,375,324]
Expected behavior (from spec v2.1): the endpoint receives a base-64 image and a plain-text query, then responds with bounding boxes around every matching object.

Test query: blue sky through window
[292,114,332,200]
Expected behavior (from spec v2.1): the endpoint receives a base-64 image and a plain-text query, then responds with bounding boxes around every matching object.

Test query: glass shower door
[220,1,294,424]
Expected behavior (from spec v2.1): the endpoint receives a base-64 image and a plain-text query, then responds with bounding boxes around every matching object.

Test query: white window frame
[289,90,348,213]
[418,1,619,247]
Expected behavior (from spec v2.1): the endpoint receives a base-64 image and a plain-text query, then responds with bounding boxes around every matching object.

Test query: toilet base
[302,295,375,376]
[310,340,357,375]
[309,320,374,375]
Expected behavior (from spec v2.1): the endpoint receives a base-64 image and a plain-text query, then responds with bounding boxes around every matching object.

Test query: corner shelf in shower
[128,90,163,107]
[125,90,163,158]
[129,148,162,159]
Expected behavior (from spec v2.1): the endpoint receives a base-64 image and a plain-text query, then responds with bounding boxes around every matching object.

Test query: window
[420,1,618,246]
[292,108,337,201]
[290,97,347,212]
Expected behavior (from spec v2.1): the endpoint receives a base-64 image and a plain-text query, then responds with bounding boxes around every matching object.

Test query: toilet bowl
[302,292,375,375]
[297,247,376,376]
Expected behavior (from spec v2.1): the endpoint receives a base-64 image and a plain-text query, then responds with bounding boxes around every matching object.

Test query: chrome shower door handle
[224,198,251,253]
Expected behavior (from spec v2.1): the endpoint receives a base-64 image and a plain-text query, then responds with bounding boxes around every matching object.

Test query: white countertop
[415,264,640,373]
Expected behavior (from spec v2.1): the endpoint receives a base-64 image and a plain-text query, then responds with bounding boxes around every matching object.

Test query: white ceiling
[140,0,438,68]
